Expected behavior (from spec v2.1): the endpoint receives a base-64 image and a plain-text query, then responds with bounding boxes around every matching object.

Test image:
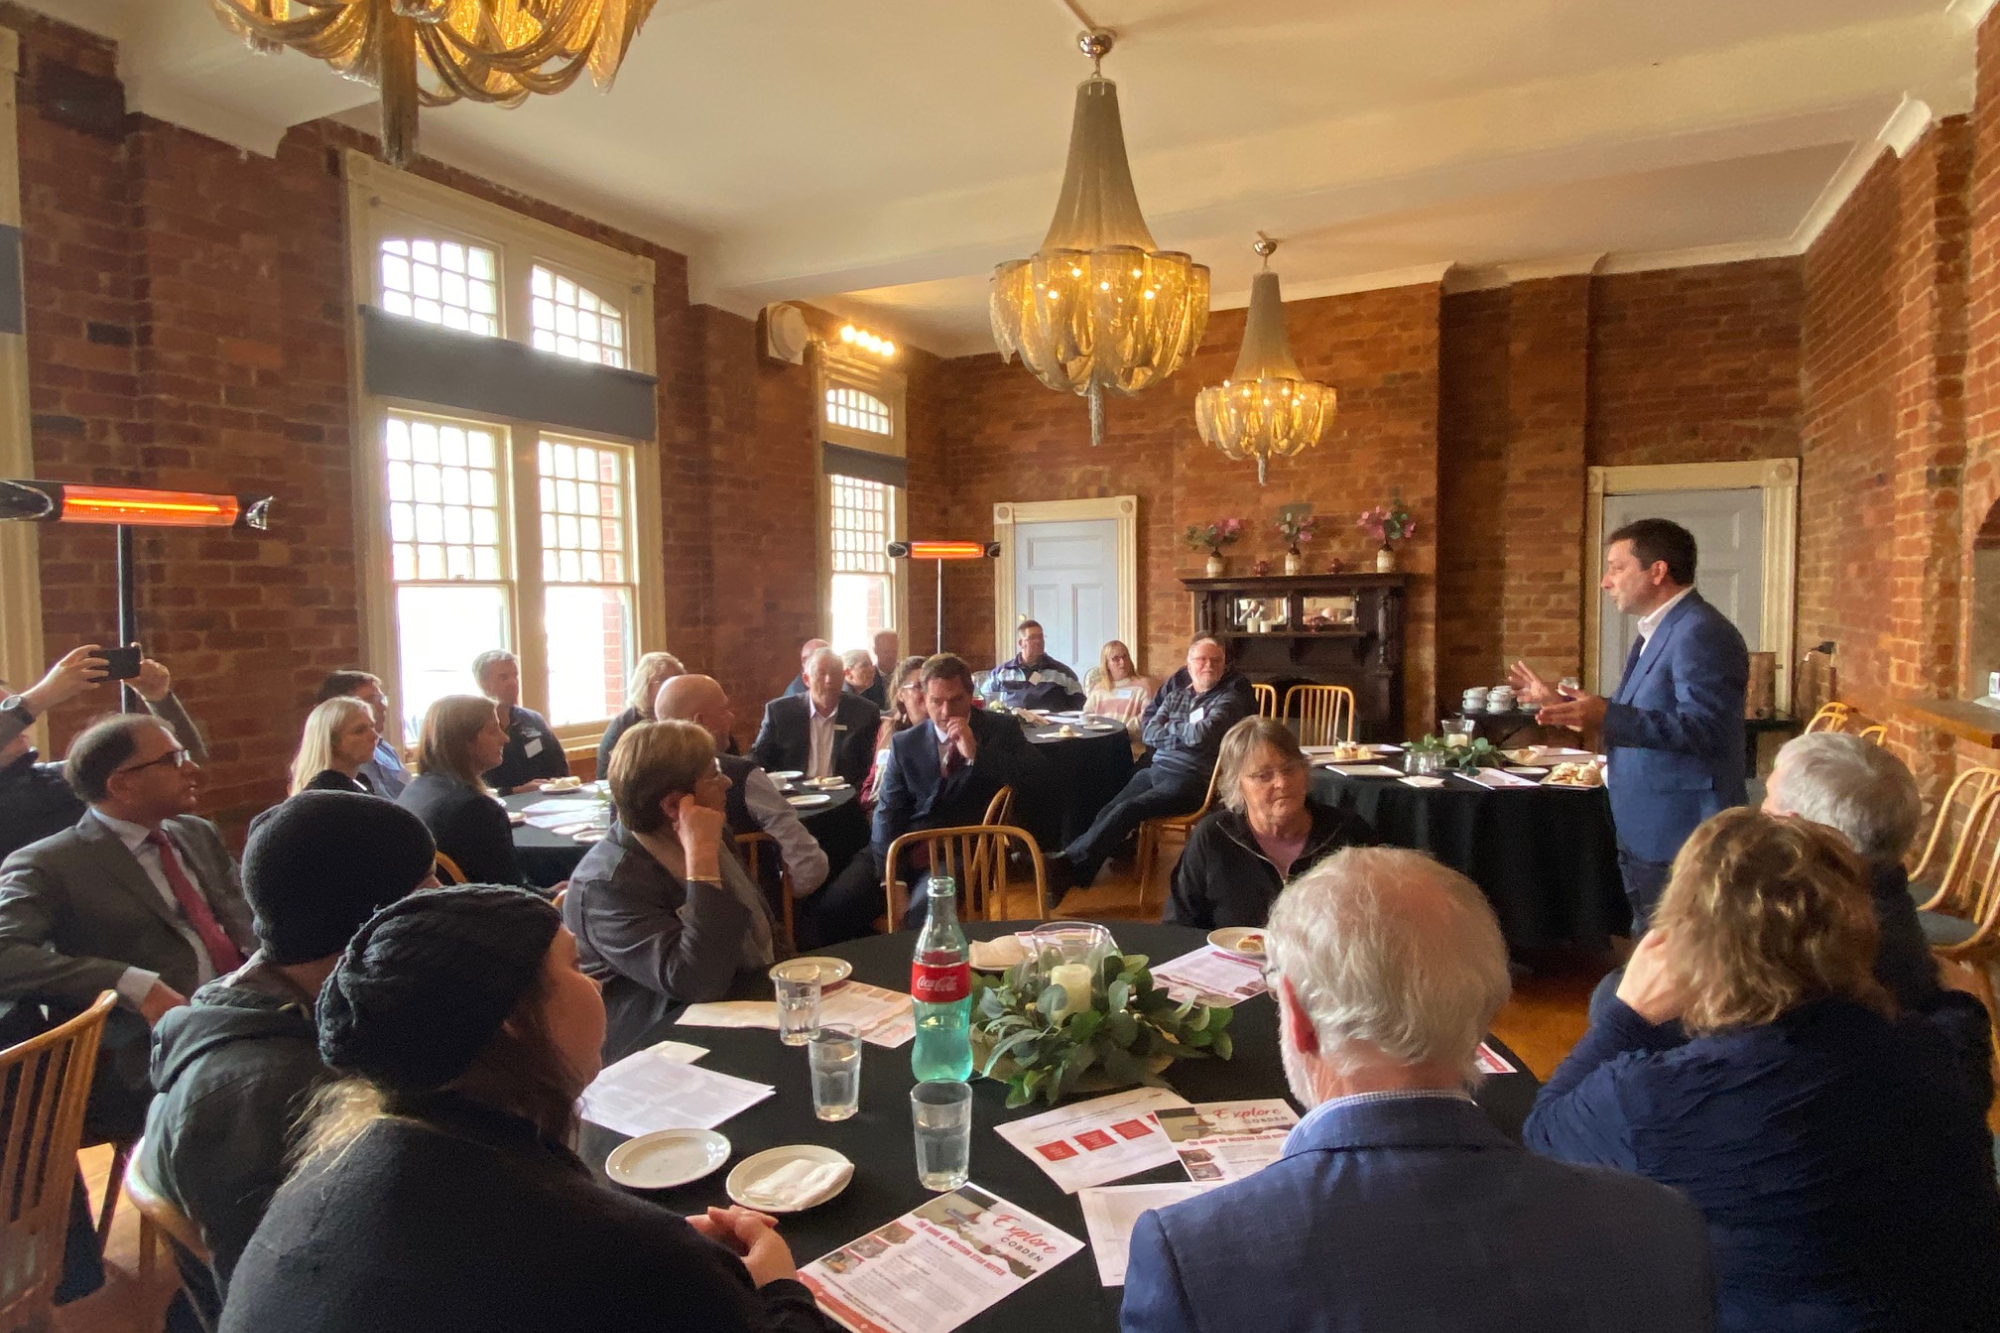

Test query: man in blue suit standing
[1120,847,1715,1333]
[1513,518,1748,930]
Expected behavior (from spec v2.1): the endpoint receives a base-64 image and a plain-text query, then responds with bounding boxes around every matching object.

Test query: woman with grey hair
[1165,715,1374,929]
[596,651,686,778]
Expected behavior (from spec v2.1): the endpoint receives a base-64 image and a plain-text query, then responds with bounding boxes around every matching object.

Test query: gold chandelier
[211,0,657,169]
[1195,236,1335,484]
[990,30,1208,446]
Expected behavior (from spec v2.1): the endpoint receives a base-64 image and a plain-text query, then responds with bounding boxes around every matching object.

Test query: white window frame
[814,345,908,646]
[344,152,666,753]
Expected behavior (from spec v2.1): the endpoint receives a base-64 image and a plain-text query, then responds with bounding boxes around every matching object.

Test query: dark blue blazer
[869,708,1028,866]
[749,692,880,787]
[1524,998,2000,1333]
[1121,1095,1716,1333]
[1602,590,1748,863]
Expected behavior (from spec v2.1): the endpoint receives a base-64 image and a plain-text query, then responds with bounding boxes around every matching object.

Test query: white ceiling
[19,0,1997,355]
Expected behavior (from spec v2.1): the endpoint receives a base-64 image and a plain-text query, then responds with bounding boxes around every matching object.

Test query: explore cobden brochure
[1155,1099,1299,1183]
[800,1184,1082,1333]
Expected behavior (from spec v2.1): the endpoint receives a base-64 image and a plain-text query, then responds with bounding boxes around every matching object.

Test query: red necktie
[145,830,246,975]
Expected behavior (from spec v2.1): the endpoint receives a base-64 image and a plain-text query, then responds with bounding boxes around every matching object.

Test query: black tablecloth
[1016,723,1135,849]
[580,921,1541,1333]
[1311,767,1628,949]
[507,785,862,887]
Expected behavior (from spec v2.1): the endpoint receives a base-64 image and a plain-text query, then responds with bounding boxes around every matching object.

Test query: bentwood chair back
[982,786,1016,829]
[884,825,1046,925]
[1857,723,1888,745]
[433,850,467,885]
[0,991,114,1333]
[1804,702,1854,734]
[734,831,797,955]
[123,1136,209,1292]
[1252,683,1279,719]
[1917,787,2000,939]
[1911,766,2000,887]
[1134,765,1224,915]
[1284,684,1356,746]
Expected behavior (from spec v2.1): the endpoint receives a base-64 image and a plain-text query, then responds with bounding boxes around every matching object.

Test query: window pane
[395,585,507,739]
[528,264,626,368]
[379,235,500,340]
[831,573,894,656]
[825,387,892,435]
[544,585,631,727]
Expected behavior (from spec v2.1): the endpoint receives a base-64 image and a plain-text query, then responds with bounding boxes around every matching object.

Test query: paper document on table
[577,1049,773,1137]
[676,1000,781,1030]
[642,1039,709,1063]
[1149,945,1269,1007]
[1475,1041,1518,1075]
[992,1087,1190,1193]
[1318,763,1404,778]
[801,1183,1081,1333]
[1155,1100,1298,1183]
[1461,767,1538,789]
[519,798,600,817]
[819,981,916,1048]
[1076,1182,1215,1286]
[525,814,609,834]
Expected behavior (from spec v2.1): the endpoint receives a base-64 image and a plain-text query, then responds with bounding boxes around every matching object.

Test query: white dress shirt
[1635,586,1693,650]
[807,700,838,779]
[739,765,830,894]
[89,808,220,1007]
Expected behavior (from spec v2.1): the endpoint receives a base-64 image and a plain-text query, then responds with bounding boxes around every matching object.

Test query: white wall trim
[991,496,1139,674]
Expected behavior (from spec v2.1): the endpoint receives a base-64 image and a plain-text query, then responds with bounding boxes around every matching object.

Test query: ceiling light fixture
[211,0,657,170]
[839,324,897,359]
[1194,235,1336,484]
[990,28,1208,446]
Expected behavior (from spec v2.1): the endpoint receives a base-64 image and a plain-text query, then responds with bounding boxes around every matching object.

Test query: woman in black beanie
[219,886,831,1333]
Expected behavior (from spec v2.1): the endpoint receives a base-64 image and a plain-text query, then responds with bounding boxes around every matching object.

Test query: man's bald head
[654,673,734,749]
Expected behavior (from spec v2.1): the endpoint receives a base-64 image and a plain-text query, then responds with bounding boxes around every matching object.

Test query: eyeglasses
[115,747,190,776]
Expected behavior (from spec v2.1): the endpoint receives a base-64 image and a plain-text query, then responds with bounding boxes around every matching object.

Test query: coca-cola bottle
[910,874,973,1082]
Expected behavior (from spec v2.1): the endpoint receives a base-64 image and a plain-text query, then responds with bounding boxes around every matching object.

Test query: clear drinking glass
[911,1079,973,1191]
[808,1025,862,1122]
[773,961,822,1047]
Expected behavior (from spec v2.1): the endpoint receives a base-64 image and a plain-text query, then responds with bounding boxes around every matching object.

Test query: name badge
[524,737,544,758]
[1028,672,1044,685]
[1189,708,1206,726]
[835,724,848,733]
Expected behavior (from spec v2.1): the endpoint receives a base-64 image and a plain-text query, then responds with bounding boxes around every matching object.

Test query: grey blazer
[0,811,254,1007]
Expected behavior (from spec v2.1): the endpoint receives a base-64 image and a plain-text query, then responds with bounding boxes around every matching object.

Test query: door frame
[992,496,1139,670]
[1585,459,1799,712]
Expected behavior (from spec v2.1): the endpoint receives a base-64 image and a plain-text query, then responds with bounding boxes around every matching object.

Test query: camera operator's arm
[133,651,209,764]
[0,645,110,747]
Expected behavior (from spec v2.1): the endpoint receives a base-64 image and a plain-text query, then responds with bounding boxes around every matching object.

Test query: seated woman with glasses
[1525,808,2000,1332]
[287,696,385,796]
[1165,716,1375,930]
[861,655,927,808]
[562,720,775,1060]
[395,695,525,887]
[220,887,831,1333]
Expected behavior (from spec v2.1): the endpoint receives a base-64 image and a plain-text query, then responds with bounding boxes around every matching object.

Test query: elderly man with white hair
[1121,847,1715,1333]
[751,648,879,787]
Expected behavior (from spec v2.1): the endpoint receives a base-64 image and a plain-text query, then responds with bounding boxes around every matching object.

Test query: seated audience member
[315,670,409,797]
[396,695,526,887]
[979,619,1085,712]
[861,656,927,807]
[842,649,886,710]
[141,793,438,1323]
[1082,639,1155,739]
[473,649,571,792]
[3,645,210,861]
[1524,809,2000,1333]
[563,721,775,1058]
[751,648,878,785]
[287,697,383,795]
[1167,717,1374,930]
[1122,847,1715,1333]
[807,654,1031,941]
[872,629,899,681]
[657,674,828,899]
[781,638,830,698]
[1762,730,1994,1106]
[1062,636,1254,889]
[220,887,831,1333]
[0,714,253,1138]
[597,651,684,779]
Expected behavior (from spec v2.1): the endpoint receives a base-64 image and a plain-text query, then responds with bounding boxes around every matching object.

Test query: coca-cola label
[911,960,970,1004]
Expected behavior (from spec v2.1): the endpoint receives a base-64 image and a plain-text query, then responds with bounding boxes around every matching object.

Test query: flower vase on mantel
[1375,545,1397,573]
[1284,550,1303,576]
[1205,552,1226,578]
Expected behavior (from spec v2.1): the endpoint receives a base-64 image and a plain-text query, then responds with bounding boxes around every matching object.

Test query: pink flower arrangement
[1184,517,1246,555]
[1273,503,1319,554]
[1357,494,1416,548]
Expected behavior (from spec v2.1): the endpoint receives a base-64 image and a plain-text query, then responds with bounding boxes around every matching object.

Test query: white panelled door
[1598,488,1764,694]
[1011,518,1120,671]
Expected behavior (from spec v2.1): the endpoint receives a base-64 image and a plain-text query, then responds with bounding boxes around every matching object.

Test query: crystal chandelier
[990,30,1209,446]
[211,0,657,169]
[1194,236,1336,484]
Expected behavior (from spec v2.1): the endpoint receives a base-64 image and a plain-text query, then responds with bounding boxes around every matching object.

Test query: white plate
[804,777,850,789]
[787,793,833,808]
[727,1145,854,1214]
[768,770,804,781]
[572,830,606,843]
[605,1128,731,1190]
[769,956,852,987]
[1208,927,1269,961]
[1505,766,1550,777]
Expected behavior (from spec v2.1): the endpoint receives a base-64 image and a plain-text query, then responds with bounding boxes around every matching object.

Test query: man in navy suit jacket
[750,648,880,786]
[1121,847,1715,1333]
[1514,518,1747,929]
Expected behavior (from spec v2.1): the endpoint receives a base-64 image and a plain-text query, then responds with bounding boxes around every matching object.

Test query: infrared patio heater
[0,480,272,711]
[887,540,1000,654]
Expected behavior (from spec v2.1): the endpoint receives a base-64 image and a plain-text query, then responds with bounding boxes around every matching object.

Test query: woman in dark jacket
[595,651,684,778]
[1166,716,1374,930]
[286,696,384,796]
[221,886,829,1333]
[395,695,525,886]
[1524,809,2000,1333]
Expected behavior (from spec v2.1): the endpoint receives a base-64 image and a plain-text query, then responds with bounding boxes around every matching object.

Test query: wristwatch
[0,694,33,725]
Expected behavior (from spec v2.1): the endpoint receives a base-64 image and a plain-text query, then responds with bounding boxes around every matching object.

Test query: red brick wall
[1435,289,1511,700]
[1500,275,1590,676]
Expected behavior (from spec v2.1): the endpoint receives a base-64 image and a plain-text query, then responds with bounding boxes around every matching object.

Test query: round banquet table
[1014,718,1135,849]
[1311,766,1628,948]
[578,920,1542,1333]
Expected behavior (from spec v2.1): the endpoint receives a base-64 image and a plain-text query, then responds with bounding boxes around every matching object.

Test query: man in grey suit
[0,713,255,1135]
[1121,848,1715,1333]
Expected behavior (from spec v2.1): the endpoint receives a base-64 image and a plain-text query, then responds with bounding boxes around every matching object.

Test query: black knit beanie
[242,791,437,965]
[318,886,560,1096]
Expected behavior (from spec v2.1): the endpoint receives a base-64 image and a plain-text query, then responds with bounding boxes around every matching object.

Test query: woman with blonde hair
[395,694,526,886]
[288,696,383,795]
[1525,808,2000,1331]
[1083,640,1155,739]
[597,650,686,778]
[861,655,927,807]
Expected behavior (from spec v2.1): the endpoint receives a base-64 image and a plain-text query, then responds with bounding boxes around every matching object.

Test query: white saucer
[1208,926,1268,961]
[605,1128,730,1190]
[787,793,833,808]
[768,770,804,780]
[769,956,853,987]
[1504,766,1550,776]
[727,1145,854,1213]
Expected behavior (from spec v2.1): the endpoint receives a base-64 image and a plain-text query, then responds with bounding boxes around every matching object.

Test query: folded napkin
[741,1158,851,1210]
[970,935,1030,971]
[1399,775,1446,788]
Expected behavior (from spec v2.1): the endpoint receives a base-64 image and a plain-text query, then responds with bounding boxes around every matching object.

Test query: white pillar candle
[1049,962,1094,1015]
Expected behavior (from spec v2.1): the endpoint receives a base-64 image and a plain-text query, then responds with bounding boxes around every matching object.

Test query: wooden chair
[1915,787,2000,1026]
[1804,702,1853,734]
[883,825,1047,925]
[735,831,797,954]
[1911,766,2000,886]
[1252,683,1279,719]
[1284,683,1356,746]
[1856,723,1887,745]
[982,786,1016,829]
[1134,766,1223,915]
[433,850,467,885]
[0,991,115,1333]
[123,1137,209,1289]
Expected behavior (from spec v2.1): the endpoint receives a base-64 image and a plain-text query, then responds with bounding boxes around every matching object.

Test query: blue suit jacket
[1121,1096,1715,1333]
[869,708,1030,866]
[1602,590,1748,863]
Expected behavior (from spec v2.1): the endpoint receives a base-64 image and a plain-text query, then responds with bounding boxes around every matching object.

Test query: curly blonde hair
[1655,808,1889,1036]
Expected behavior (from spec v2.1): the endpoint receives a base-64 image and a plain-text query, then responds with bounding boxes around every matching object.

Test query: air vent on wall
[761,302,809,365]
